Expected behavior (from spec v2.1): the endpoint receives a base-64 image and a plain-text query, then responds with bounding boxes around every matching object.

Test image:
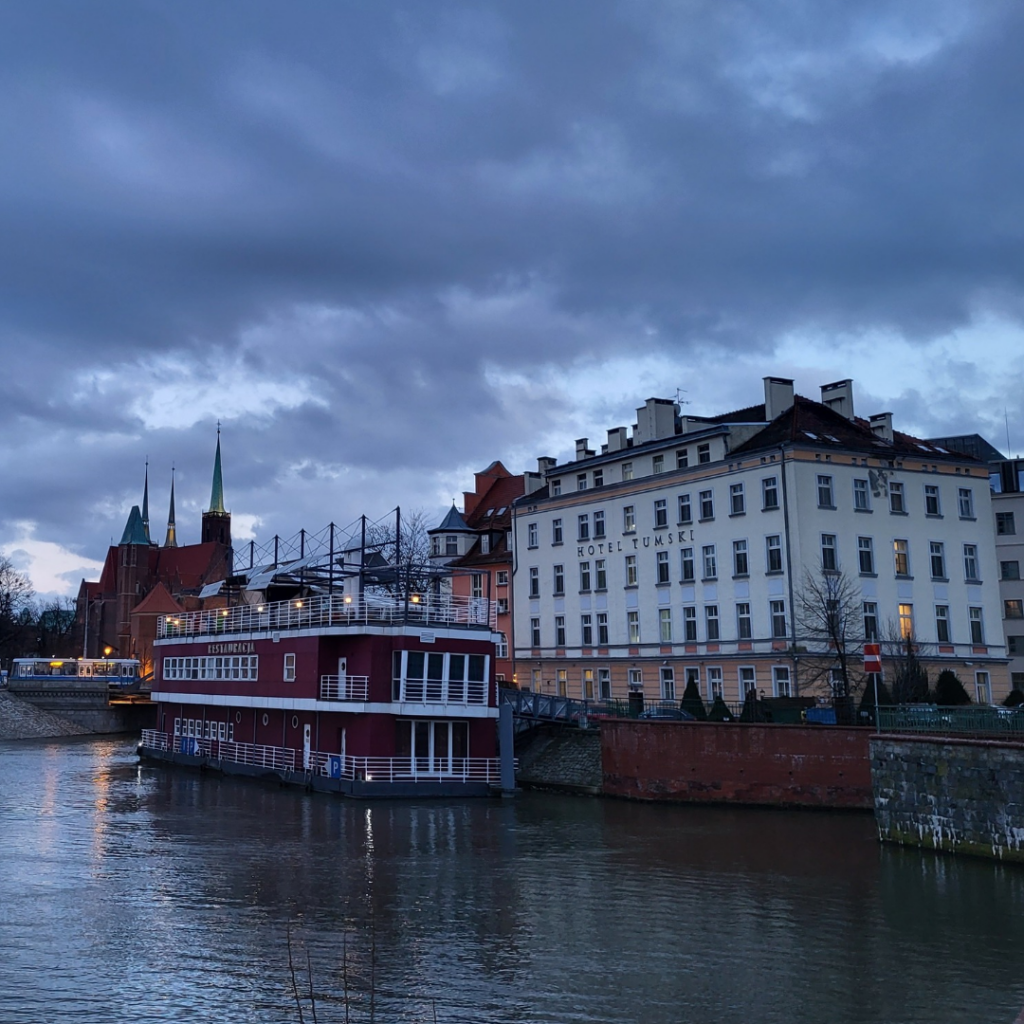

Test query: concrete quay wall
[601,720,874,809]
[515,726,603,794]
[871,735,1024,862]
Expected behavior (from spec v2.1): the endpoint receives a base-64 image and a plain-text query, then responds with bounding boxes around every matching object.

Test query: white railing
[398,679,489,705]
[158,592,494,639]
[319,674,370,701]
[140,731,508,783]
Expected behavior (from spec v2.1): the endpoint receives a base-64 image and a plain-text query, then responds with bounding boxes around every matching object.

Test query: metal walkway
[499,687,592,726]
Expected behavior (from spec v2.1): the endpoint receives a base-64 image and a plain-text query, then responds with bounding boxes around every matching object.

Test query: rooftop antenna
[674,388,690,406]
[1006,408,1013,459]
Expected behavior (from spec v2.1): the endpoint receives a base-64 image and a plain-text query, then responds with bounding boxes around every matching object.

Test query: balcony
[158,591,494,640]
[319,674,370,702]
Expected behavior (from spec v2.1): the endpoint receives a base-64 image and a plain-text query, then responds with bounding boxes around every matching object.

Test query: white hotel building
[511,378,1009,705]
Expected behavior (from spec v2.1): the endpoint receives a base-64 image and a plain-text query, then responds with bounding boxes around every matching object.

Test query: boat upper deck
[157,591,495,642]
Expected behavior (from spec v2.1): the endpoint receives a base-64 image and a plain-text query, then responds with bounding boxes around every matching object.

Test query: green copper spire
[142,460,152,543]
[119,505,150,546]
[164,468,178,548]
[209,425,226,514]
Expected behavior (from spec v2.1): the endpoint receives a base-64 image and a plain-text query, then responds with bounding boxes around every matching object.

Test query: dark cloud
[1,0,1022,588]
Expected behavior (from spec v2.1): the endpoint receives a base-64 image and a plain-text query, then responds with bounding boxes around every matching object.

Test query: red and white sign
[863,642,882,674]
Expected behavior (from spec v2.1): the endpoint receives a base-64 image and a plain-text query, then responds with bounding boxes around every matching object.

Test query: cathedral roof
[119,505,150,546]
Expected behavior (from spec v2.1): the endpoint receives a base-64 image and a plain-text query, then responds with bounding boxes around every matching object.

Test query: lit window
[893,539,910,577]
[898,603,914,639]
[1005,599,1024,619]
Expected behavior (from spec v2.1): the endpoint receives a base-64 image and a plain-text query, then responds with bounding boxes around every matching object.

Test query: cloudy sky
[2,0,1024,597]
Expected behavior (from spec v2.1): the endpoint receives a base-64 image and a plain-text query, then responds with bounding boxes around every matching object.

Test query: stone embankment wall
[871,735,1024,862]
[515,725,602,794]
[602,720,874,809]
[0,690,91,740]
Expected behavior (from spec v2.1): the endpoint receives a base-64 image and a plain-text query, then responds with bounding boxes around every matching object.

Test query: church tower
[201,427,232,548]
[163,469,178,548]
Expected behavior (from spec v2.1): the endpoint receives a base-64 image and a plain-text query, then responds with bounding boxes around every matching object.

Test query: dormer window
[480,535,491,554]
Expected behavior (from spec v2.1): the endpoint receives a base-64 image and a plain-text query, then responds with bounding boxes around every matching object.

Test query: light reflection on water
[1,736,1023,1024]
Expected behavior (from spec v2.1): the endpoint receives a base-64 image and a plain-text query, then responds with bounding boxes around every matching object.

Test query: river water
[1,737,1022,1024]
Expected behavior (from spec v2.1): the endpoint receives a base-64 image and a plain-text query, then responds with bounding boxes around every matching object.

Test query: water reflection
[0,737,1022,1024]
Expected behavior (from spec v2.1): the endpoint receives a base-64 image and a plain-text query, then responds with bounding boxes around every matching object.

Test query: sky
[2,0,1024,599]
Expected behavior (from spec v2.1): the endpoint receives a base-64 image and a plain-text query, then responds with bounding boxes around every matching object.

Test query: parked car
[639,706,695,721]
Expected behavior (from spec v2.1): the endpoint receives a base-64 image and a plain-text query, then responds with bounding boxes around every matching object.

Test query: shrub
[933,669,972,706]
[739,691,767,723]
[1003,689,1024,708]
[707,697,735,722]
[680,678,707,720]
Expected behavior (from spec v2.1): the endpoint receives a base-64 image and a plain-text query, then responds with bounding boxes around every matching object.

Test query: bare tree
[0,555,35,666]
[363,507,436,596]
[881,620,930,704]
[34,597,78,657]
[795,565,864,699]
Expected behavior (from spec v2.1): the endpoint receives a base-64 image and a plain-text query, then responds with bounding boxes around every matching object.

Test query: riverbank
[0,689,91,739]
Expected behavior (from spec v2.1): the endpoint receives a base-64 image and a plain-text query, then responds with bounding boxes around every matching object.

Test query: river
[0,736,1022,1024]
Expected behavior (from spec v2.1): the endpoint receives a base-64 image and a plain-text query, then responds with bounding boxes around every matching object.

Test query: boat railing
[319,675,370,702]
[158,592,495,639]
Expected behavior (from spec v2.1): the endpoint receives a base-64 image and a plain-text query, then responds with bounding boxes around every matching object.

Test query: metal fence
[876,705,1024,738]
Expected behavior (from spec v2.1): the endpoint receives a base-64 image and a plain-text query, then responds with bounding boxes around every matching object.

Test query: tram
[11,658,142,694]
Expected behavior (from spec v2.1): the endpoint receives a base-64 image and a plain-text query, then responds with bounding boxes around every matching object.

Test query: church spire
[208,423,226,514]
[142,459,152,544]
[163,468,178,548]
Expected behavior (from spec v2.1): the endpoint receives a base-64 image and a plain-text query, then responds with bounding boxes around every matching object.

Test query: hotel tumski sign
[577,528,697,559]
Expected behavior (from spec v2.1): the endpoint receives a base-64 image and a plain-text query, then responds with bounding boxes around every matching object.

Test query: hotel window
[557,669,567,696]
[529,567,539,598]
[858,537,874,575]
[593,469,604,488]
[698,443,711,464]
[963,544,980,581]
[660,666,675,700]
[705,605,720,641]
[935,605,950,643]
[730,483,745,515]
[578,514,590,541]
[580,561,592,592]
[677,449,689,470]
[598,668,611,699]
[595,559,607,590]
[681,547,695,582]
[773,666,792,697]
[653,454,665,475]
[958,487,974,519]
[555,616,566,647]
[1002,560,1021,580]
[623,505,636,532]
[496,633,509,659]
[820,534,838,572]
[770,600,787,639]
[656,550,670,584]
[496,570,508,586]
[889,482,905,514]
[577,473,588,491]
[925,485,941,516]
[1005,599,1024,619]
[739,666,756,696]
[898,603,914,639]
[597,612,609,645]
[863,602,878,640]
[581,614,593,646]
[817,474,834,509]
[702,544,717,580]
[622,462,634,481]
[699,490,714,520]
[929,542,946,580]
[736,603,752,639]
[527,523,538,548]
[766,535,783,573]
[659,608,673,643]
[625,554,638,586]
[678,494,692,525]
[684,607,697,642]
[552,518,563,545]
[551,478,562,496]
[530,618,541,647]
[969,607,985,644]
[654,498,668,528]
[853,478,870,511]
[593,510,606,538]
[997,511,1016,535]
[733,539,749,577]
[707,666,724,700]
[627,610,641,643]
[582,668,595,700]
[762,476,779,511]
[975,671,992,704]
[283,653,296,682]
[553,564,565,595]
[893,539,910,577]
[628,668,643,690]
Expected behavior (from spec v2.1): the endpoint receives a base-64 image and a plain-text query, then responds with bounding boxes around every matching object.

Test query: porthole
[291,715,299,729]
[235,711,242,724]
[262,713,269,727]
